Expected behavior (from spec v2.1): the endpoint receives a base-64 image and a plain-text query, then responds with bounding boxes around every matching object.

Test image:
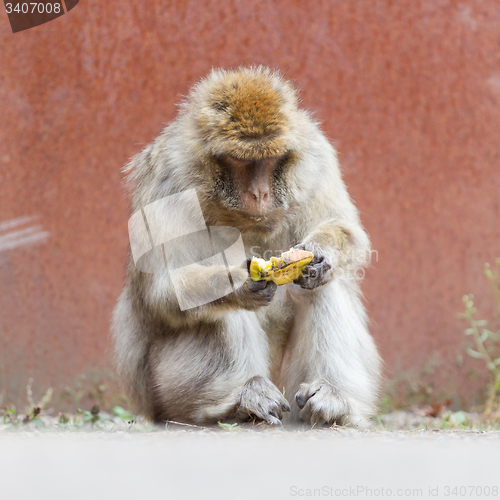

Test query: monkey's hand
[293,245,332,290]
[226,258,278,310]
[232,278,278,310]
[214,261,277,311]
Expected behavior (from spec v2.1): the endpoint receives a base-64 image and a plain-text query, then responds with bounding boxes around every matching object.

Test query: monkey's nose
[251,191,268,203]
[244,189,272,216]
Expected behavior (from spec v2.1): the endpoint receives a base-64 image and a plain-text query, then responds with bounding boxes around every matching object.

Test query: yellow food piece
[249,248,314,285]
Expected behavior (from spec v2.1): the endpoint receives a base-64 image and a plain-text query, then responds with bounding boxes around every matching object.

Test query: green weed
[461,259,500,417]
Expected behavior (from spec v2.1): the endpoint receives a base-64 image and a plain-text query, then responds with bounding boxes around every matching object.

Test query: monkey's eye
[223,154,243,162]
[217,154,251,168]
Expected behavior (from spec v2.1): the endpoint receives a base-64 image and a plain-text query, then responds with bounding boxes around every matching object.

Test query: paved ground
[2,428,500,499]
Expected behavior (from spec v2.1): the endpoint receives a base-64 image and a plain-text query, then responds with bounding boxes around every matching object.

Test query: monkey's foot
[235,376,291,425]
[295,378,350,426]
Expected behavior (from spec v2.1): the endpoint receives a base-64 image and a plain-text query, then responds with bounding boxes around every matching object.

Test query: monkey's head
[182,67,310,230]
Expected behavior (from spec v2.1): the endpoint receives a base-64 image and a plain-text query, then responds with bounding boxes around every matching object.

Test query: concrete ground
[1,428,499,500]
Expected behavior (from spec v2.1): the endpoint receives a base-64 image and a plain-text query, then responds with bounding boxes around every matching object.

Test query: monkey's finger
[299,380,350,426]
[300,408,338,426]
[308,262,330,280]
[305,378,327,398]
[255,397,282,425]
[258,388,288,422]
[256,281,277,303]
[242,405,282,425]
[308,266,319,279]
[268,403,283,421]
[299,402,313,423]
[294,261,332,289]
[309,408,329,426]
[246,279,268,291]
[264,414,282,425]
[263,384,290,414]
[318,260,332,272]
[296,379,325,408]
[293,275,306,287]
[310,260,331,273]
[263,280,277,295]
[293,244,306,251]
[295,383,309,409]
[310,256,333,275]
[266,397,289,420]
[293,266,316,286]
[298,395,326,424]
[311,250,333,266]
[270,389,291,413]
[295,263,316,278]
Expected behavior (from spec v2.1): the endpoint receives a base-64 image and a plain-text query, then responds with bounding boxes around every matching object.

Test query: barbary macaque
[112,66,381,426]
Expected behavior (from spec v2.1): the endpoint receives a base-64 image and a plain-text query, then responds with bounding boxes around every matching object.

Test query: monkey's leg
[148,310,290,425]
[280,279,381,427]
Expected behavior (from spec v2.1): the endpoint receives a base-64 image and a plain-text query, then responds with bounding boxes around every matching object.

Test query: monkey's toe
[235,375,290,425]
[295,379,350,426]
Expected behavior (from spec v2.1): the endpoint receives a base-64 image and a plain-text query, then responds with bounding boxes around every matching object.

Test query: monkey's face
[211,153,291,220]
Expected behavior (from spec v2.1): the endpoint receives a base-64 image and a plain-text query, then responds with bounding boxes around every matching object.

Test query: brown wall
[1,0,499,407]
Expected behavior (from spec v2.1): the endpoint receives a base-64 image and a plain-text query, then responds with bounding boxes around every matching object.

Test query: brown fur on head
[184,66,303,160]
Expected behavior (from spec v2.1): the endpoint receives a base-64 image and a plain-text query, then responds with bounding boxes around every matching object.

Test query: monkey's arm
[294,219,371,289]
[131,262,277,325]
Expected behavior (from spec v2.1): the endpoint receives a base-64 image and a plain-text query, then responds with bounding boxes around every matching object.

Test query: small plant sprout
[484,259,500,317]
[462,260,500,417]
[77,405,114,426]
[3,407,20,426]
[217,422,240,431]
[24,386,53,424]
[112,406,136,425]
[58,413,70,424]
